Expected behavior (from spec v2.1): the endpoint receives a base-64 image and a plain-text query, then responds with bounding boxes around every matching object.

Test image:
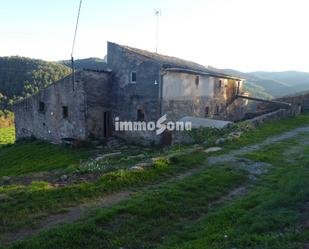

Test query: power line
[71,0,83,58]
[71,0,83,88]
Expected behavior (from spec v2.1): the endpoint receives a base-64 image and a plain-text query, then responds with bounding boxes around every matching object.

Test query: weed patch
[0,128,15,145]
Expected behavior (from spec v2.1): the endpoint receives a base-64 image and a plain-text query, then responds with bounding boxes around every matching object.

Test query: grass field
[4,134,309,249]
[0,152,205,234]
[1,115,309,248]
[0,140,89,176]
[159,138,309,249]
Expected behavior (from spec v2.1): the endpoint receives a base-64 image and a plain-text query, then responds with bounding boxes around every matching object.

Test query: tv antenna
[154,9,161,53]
[71,0,83,87]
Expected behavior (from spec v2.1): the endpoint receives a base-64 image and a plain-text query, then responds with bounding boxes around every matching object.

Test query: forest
[0,56,71,127]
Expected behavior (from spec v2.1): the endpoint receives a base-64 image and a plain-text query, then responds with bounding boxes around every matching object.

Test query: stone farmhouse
[13,42,248,145]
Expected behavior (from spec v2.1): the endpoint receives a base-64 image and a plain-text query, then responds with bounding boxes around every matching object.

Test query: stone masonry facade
[13,42,248,145]
[13,70,111,143]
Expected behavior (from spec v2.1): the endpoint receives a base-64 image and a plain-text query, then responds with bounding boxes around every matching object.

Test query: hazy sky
[1,0,309,72]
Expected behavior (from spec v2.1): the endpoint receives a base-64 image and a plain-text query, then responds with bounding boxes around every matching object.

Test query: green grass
[4,125,309,249]
[0,128,15,145]
[225,114,309,149]
[3,166,247,249]
[158,136,309,249]
[1,115,309,248]
[0,140,89,176]
[0,152,206,234]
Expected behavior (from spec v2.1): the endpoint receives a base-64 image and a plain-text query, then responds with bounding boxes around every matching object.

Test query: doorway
[103,111,112,137]
[161,130,172,146]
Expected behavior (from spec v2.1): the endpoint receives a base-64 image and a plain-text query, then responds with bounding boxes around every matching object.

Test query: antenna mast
[154,9,161,53]
[71,0,83,87]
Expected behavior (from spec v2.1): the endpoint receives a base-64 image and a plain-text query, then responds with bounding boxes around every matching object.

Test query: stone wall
[257,92,309,114]
[277,93,309,112]
[161,97,228,121]
[161,71,246,122]
[13,70,112,143]
[107,42,161,143]
[246,107,301,128]
[162,72,214,99]
[83,70,112,139]
[226,97,249,121]
[13,73,87,143]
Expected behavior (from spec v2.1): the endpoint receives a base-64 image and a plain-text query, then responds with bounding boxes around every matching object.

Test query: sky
[1,0,309,72]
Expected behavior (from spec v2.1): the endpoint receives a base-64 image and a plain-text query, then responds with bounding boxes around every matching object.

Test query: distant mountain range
[223,69,309,99]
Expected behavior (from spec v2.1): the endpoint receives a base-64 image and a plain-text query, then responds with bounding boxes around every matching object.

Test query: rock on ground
[204,147,222,153]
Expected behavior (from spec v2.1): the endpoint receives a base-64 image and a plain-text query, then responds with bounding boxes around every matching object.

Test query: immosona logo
[115,114,192,135]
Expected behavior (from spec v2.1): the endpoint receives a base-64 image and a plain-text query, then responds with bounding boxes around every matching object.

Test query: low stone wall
[172,106,301,146]
[258,92,309,113]
[245,106,301,128]
[277,92,309,112]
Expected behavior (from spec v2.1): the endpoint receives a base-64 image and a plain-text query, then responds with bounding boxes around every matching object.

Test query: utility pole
[154,9,161,53]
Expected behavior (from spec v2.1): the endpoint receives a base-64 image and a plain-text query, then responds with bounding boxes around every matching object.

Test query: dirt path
[208,126,309,165]
[1,191,132,245]
[0,168,202,245]
[2,125,309,245]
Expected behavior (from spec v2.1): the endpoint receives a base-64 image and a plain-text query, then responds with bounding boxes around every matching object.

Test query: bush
[153,158,170,170]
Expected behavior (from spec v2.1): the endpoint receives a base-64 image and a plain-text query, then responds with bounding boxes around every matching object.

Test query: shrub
[153,158,170,170]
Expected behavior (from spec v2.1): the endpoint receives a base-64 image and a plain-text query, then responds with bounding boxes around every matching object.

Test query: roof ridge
[107,42,241,79]
[123,44,207,68]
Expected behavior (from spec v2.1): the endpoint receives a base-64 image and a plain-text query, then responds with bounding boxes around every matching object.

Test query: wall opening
[205,106,209,117]
[39,102,45,113]
[130,71,137,83]
[161,130,172,146]
[104,111,112,137]
[137,109,145,121]
[218,80,222,88]
[62,106,69,119]
[195,75,200,88]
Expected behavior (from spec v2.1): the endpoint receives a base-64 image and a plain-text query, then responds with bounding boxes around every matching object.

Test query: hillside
[222,69,274,99]
[0,56,71,111]
[224,69,309,99]
[251,70,309,86]
[59,57,108,71]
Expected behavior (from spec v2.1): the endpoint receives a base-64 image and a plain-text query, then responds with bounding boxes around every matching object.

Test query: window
[195,76,200,88]
[130,71,137,83]
[39,102,45,113]
[205,106,209,117]
[218,80,222,88]
[62,106,68,119]
[137,109,145,121]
